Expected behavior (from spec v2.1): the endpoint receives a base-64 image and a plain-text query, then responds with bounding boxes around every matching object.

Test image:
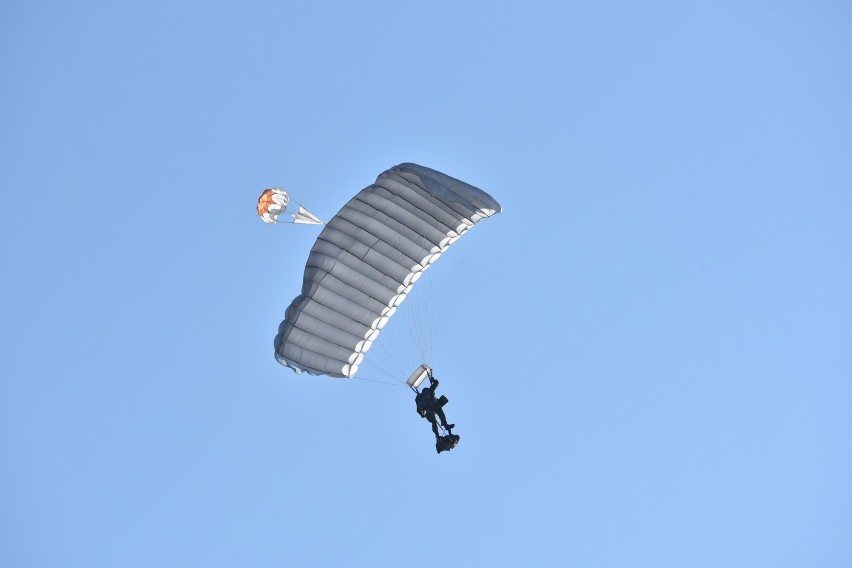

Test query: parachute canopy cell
[257,188,290,224]
[274,162,502,378]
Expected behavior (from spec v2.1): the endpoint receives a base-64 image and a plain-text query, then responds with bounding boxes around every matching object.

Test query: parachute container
[274,163,502,378]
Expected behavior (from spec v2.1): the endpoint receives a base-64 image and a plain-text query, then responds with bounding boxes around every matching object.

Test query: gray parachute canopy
[274,163,502,378]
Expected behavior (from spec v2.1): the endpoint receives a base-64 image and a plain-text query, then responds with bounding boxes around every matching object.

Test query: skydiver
[414,370,455,439]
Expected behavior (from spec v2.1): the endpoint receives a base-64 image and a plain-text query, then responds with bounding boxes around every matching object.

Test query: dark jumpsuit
[415,377,451,437]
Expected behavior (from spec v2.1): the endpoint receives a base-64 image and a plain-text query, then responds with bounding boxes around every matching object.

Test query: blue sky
[2,1,850,566]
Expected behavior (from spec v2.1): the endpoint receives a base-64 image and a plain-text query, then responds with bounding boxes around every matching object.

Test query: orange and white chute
[257,188,290,224]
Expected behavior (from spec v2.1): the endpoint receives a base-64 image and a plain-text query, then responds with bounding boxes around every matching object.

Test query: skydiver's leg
[434,406,452,429]
[426,413,440,438]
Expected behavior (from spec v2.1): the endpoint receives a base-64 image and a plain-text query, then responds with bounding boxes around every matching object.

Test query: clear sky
[2,1,850,567]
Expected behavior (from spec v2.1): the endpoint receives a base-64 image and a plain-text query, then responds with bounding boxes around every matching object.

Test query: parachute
[274,163,501,378]
[257,188,323,225]
[257,188,289,224]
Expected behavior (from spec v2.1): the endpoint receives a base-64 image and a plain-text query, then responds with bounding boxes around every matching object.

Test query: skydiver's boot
[444,423,455,431]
